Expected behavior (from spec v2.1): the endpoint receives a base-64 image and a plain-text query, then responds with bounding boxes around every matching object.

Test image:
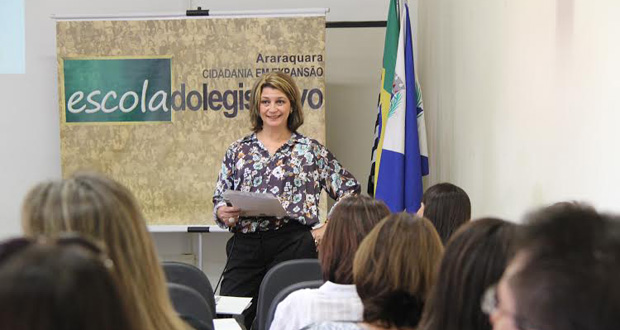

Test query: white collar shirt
[269,281,363,330]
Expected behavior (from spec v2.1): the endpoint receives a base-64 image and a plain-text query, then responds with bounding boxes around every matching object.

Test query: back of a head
[319,195,390,284]
[353,213,444,329]
[0,238,133,330]
[20,172,185,330]
[509,202,620,330]
[419,218,517,330]
[422,183,471,244]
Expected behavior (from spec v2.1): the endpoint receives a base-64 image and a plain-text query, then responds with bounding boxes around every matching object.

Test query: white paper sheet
[213,318,243,330]
[222,190,288,217]
[215,295,253,315]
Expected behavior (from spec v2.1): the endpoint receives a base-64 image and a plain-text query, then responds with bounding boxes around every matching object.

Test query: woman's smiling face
[259,86,291,131]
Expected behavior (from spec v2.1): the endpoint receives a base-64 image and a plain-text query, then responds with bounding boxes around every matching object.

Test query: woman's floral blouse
[213,132,360,233]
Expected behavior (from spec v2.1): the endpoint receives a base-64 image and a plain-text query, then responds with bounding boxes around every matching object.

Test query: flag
[368,0,400,197]
[370,1,429,213]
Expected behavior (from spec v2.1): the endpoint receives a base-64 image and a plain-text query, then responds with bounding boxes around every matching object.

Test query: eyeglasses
[0,234,114,270]
[481,284,537,330]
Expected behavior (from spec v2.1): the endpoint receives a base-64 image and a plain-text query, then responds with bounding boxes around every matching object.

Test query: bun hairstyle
[353,213,443,328]
[382,290,426,327]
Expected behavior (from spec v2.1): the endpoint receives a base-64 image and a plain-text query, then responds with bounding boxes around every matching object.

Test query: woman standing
[213,72,360,328]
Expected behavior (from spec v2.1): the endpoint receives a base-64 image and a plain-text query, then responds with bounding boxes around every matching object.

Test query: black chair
[167,283,214,330]
[265,280,324,330]
[163,261,216,317]
[255,259,322,330]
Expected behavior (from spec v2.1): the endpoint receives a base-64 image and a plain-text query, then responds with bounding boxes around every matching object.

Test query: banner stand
[51,8,329,21]
[148,225,228,271]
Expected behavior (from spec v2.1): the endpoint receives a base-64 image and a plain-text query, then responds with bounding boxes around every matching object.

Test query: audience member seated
[21,172,189,330]
[270,195,390,330]
[306,213,444,330]
[485,202,620,330]
[0,235,135,330]
[418,182,471,244]
[419,218,516,330]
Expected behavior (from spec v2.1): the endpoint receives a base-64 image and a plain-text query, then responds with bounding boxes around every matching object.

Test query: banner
[57,16,326,225]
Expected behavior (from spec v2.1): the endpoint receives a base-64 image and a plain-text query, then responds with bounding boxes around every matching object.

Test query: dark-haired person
[270,195,390,330]
[418,182,471,243]
[486,202,620,330]
[0,237,136,330]
[213,72,361,328]
[419,218,516,330]
[307,213,444,330]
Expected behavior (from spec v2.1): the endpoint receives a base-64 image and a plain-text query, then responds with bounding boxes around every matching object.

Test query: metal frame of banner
[51,10,386,29]
[51,8,330,21]
[326,21,387,28]
[148,225,229,271]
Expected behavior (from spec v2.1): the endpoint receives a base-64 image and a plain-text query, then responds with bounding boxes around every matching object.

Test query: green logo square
[63,58,172,123]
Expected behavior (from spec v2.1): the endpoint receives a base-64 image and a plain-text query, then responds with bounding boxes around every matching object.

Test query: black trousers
[220,221,318,330]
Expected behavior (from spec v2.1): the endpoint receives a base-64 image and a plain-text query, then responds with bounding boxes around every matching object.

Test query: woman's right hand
[217,205,241,227]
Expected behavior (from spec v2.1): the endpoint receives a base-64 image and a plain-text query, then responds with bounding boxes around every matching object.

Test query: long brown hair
[21,172,187,330]
[419,218,516,330]
[353,213,444,328]
[422,183,471,243]
[319,195,390,284]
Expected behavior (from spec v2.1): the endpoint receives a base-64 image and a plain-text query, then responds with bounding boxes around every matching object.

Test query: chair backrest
[163,261,216,316]
[167,283,215,330]
[265,280,324,330]
[255,259,322,330]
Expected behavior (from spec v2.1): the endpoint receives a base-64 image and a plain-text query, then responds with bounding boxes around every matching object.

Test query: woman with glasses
[21,172,189,330]
[419,218,516,330]
[0,236,135,330]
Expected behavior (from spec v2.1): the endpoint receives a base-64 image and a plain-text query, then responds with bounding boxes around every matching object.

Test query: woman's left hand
[311,222,327,247]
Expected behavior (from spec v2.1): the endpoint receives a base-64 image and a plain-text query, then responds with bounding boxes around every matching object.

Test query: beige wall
[418,0,620,220]
[325,27,385,199]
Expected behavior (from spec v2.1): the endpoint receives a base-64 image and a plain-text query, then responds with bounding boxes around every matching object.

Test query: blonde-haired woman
[22,172,188,330]
[306,213,444,330]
